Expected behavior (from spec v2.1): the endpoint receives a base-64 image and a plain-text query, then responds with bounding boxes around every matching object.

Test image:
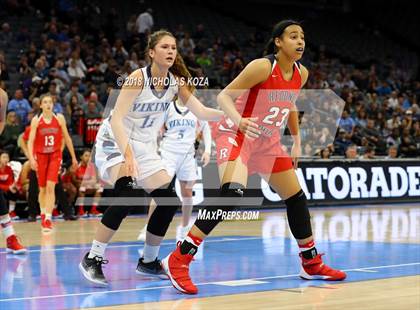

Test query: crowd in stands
[0,2,419,219]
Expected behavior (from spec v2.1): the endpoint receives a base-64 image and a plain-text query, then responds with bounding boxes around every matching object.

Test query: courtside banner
[197,159,420,207]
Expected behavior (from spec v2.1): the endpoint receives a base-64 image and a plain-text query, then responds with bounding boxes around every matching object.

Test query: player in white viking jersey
[79,30,223,286]
[137,98,212,242]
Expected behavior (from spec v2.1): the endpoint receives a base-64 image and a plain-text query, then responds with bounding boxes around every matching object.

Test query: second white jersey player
[159,99,212,181]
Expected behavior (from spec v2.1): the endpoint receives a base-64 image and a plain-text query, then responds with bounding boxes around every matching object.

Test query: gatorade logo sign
[262,163,420,202]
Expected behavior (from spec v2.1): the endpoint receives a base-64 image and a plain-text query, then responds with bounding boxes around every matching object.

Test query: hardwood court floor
[1,204,419,309]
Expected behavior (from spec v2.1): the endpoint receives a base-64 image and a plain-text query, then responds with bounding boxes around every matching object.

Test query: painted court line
[1,262,419,303]
[352,268,378,273]
[0,237,262,254]
[216,279,268,286]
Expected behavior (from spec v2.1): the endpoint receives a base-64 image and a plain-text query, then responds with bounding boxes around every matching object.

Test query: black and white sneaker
[79,252,109,286]
[136,257,168,279]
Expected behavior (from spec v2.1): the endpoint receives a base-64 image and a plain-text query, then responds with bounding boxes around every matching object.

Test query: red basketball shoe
[161,244,197,294]
[6,235,27,254]
[41,217,53,232]
[300,253,346,281]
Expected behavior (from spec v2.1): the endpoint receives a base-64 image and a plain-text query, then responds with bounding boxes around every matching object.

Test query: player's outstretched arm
[179,84,224,121]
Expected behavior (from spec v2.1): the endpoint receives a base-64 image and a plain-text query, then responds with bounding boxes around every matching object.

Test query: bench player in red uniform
[28,94,78,232]
[162,20,346,294]
[0,84,26,253]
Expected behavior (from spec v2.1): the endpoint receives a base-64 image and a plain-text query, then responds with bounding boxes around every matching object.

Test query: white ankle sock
[142,244,160,263]
[88,240,108,258]
[0,215,14,238]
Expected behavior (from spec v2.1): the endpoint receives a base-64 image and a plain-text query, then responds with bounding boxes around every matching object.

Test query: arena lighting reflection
[262,208,420,252]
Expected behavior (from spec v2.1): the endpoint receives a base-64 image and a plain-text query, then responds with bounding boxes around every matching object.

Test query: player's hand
[291,142,301,169]
[201,152,210,167]
[238,117,260,140]
[30,159,38,171]
[71,158,78,170]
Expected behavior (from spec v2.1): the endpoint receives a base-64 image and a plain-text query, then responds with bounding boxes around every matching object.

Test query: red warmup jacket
[0,165,14,192]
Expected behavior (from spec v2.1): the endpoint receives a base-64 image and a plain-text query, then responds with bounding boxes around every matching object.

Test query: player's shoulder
[123,68,144,89]
[242,57,273,82]
[31,113,41,125]
[247,57,272,71]
[297,63,309,87]
[55,113,65,121]
[298,63,308,75]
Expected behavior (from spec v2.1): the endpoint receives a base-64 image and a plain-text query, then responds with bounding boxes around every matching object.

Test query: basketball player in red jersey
[28,94,78,232]
[0,85,26,253]
[163,20,346,294]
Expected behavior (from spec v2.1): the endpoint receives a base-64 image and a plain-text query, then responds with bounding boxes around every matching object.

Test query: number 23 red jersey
[219,54,302,139]
[34,114,63,154]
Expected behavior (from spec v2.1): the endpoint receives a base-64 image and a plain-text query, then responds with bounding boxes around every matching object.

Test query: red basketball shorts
[35,151,62,187]
[215,130,293,175]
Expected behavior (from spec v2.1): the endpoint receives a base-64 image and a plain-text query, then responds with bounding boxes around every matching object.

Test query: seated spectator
[386,112,401,131]
[0,23,13,47]
[318,127,334,146]
[179,32,196,55]
[0,151,18,218]
[0,111,23,157]
[82,92,103,115]
[52,59,69,83]
[68,58,85,80]
[184,52,203,77]
[359,118,387,154]
[355,108,368,128]
[112,39,129,65]
[104,60,119,87]
[360,146,376,159]
[28,77,47,102]
[67,95,84,134]
[345,144,358,159]
[83,100,102,119]
[385,145,399,159]
[230,57,245,79]
[319,147,331,159]
[303,143,313,157]
[399,128,417,157]
[73,149,102,216]
[196,51,213,69]
[376,81,392,96]
[51,94,64,115]
[337,109,355,134]
[64,82,85,107]
[403,109,414,130]
[388,91,399,109]
[7,89,31,125]
[334,128,352,155]
[128,52,140,71]
[386,128,401,147]
[33,57,49,78]
[86,63,105,87]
